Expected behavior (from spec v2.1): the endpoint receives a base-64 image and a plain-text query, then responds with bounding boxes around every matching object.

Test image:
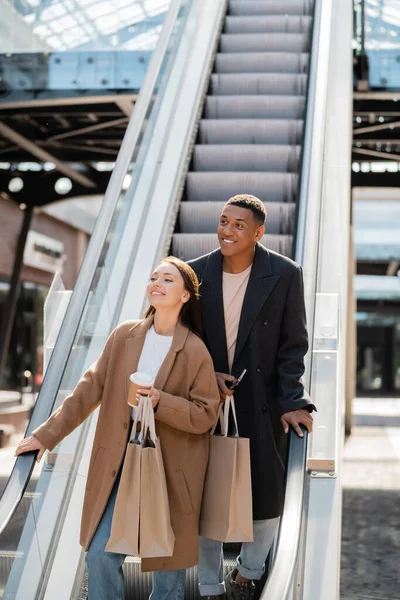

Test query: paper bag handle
[210,396,239,437]
[129,399,144,442]
[138,396,157,445]
[129,396,157,444]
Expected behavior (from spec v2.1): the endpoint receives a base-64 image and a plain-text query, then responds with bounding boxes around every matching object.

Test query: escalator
[173,0,311,260]
[0,0,350,599]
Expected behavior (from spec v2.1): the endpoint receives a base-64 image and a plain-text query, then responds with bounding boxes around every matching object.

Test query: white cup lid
[129,371,154,386]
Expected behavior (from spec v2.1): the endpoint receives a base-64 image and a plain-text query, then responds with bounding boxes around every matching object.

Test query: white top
[132,325,173,417]
[222,265,252,372]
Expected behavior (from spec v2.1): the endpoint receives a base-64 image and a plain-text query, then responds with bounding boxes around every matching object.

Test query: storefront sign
[24,231,64,274]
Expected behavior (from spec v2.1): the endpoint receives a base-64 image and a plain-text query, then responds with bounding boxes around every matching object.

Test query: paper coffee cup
[128,372,154,407]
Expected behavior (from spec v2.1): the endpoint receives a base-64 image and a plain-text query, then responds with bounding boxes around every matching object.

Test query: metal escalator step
[198,119,303,145]
[179,201,296,234]
[121,553,237,600]
[220,33,309,53]
[214,52,309,74]
[205,95,305,119]
[192,145,300,172]
[172,233,293,261]
[224,15,312,34]
[186,172,298,204]
[210,73,307,95]
[228,0,313,16]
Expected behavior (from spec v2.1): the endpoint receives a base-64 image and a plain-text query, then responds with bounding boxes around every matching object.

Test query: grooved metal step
[228,0,313,16]
[214,52,309,74]
[220,33,310,53]
[198,120,303,145]
[210,73,307,96]
[186,172,298,204]
[224,15,312,34]
[205,95,305,119]
[192,145,300,172]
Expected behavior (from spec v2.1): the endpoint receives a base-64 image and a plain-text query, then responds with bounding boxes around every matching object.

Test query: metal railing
[261,0,333,597]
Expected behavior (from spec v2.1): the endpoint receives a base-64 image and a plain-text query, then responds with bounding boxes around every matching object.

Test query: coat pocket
[87,446,106,491]
[175,470,193,516]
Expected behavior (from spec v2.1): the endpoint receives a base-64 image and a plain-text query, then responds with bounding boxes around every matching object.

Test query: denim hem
[237,556,265,581]
[199,582,226,596]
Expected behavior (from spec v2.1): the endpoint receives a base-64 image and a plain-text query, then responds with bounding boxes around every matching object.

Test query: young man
[188,194,315,600]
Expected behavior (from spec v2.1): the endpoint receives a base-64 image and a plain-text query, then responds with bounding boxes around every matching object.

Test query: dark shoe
[225,569,256,600]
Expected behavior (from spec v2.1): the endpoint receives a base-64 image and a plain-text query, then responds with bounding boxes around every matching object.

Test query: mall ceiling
[0,95,135,206]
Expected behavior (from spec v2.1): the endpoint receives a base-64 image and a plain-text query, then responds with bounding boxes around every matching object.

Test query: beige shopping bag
[106,398,175,557]
[200,396,253,543]
[105,402,144,555]
[139,398,175,558]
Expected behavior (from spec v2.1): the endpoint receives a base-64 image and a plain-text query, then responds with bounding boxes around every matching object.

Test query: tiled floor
[340,398,400,599]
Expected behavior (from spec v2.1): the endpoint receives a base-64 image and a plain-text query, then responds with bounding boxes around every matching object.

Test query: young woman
[15,256,220,600]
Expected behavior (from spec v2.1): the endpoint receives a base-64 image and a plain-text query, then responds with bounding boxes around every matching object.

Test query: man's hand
[215,372,237,400]
[280,409,313,437]
[15,435,46,463]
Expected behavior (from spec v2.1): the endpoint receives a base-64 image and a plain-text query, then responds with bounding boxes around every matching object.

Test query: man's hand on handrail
[281,409,313,438]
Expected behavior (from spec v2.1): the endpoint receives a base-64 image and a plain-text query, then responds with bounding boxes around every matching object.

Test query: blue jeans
[85,477,186,600]
[198,518,280,597]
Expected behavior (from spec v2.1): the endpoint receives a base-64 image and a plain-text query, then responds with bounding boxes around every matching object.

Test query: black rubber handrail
[261,0,327,598]
[0,0,184,539]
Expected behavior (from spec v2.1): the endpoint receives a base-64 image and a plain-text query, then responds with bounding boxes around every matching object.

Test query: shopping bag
[106,397,175,557]
[139,398,175,558]
[199,396,253,543]
[105,401,144,555]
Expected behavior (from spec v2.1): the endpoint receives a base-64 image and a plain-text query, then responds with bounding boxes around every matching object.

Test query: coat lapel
[199,250,229,373]
[125,318,152,400]
[154,321,189,391]
[233,244,280,367]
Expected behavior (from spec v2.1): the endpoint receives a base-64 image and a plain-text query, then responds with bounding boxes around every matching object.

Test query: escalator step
[228,0,313,16]
[192,145,300,172]
[210,73,307,96]
[205,95,305,119]
[186,172,298,203]
[172,233,293,261]
[224,15,312,34]
[214,52,309,74]
[198,119,303,145]
[122,553,237,600]
[220,33,309,53]
[179,201,296,234]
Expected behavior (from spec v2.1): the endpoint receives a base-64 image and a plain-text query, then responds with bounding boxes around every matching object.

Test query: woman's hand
[215,372,237,400]
[137,387,161,409]
[15,435,46,463]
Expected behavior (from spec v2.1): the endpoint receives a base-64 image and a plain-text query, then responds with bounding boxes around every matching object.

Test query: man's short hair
[224,194,266,226]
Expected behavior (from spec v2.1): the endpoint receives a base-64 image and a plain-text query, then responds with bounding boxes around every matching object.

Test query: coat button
[256,367,261,373]
[123,421,128,430]
[111,470,116,478]
[263,319,269,326]
[262,406,267,413]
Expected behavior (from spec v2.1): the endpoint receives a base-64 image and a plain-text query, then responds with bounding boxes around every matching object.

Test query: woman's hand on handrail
[15,436,46,463]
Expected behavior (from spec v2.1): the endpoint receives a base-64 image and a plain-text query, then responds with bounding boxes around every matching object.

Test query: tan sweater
[222,264,252,372]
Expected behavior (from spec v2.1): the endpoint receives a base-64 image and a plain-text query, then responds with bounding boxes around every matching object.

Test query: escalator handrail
[260,0,330,598]
[0,0,184,539]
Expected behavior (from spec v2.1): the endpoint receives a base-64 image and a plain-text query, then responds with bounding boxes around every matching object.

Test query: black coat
[189,243,315,520]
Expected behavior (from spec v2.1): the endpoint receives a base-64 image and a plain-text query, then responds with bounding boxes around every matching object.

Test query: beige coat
[33,317,220,571]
